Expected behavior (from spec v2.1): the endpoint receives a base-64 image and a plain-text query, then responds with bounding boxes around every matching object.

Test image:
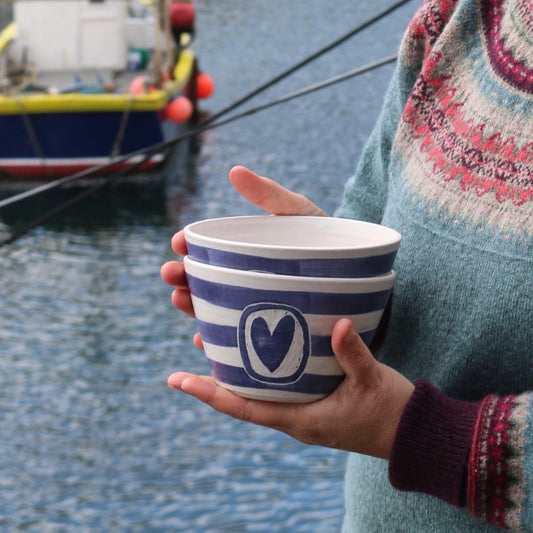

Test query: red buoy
[196,72,214,99]
[166,96,193,122]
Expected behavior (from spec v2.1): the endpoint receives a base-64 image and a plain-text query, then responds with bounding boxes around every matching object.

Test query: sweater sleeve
[389,380,533,531]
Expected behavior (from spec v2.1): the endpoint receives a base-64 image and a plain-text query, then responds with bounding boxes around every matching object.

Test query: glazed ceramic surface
[184,215,401,278]
[184,256,396,402]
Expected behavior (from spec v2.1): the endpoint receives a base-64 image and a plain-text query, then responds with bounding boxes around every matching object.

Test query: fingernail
[180,377,194,393]
[342,318,357,343]
[167,372,184,389]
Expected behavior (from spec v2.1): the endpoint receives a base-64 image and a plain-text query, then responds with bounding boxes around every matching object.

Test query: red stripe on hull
[0,160,161,179]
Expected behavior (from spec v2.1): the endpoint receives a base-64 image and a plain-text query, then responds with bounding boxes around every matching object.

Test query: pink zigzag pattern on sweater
[402,49,533,205]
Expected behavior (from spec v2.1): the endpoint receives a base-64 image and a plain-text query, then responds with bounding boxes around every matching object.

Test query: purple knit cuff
[389,379,483,507]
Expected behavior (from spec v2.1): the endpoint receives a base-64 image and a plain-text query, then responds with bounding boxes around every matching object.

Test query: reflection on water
[0,0,416,531]
[1,184,169,230]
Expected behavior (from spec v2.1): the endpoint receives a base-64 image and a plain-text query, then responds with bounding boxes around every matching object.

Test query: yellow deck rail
[0,46,195,115]
[0,22,17,54]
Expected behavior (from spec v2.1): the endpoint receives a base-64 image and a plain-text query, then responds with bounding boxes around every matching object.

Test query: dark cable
[0,54,398,247]
[0,0,413,209]
[194,0,410,126]
[0,153,153,247]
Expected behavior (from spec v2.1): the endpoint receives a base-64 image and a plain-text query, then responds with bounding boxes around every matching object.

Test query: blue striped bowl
[184,215,401,278]
[184,256,396,403]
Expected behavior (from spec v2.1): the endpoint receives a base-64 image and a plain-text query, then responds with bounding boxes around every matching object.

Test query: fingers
[161,260,187,287]
[168,371,213,390]
[168,372,300,430]
[193,332,203,349]
[171,288,195,317]
[171,230,188,256]
[160,262,195,315]
[229,166,327,216]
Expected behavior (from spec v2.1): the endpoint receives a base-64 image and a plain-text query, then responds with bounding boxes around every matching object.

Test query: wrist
[375,366,415,460]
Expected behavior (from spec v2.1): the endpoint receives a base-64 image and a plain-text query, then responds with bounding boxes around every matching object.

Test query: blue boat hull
[0,110,174,178]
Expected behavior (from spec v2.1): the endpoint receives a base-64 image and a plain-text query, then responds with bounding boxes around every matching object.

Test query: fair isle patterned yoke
[396,0,533,235]
[482,0,533,93]
[397,0,533,529]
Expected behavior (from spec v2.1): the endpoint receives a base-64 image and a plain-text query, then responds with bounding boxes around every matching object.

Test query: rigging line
[183,55,399,135]
[221,55,399,121]
[193,0,412,126]
[14,97,49,174]
[110,95,134,158]
[0,154,153,248]
[0,0,414,208]
[0,54,397,247]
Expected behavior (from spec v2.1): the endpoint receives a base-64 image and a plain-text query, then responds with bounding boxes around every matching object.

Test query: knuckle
[235,400,256,424]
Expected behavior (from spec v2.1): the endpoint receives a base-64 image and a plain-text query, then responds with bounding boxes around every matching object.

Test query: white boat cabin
[9,0,162,73]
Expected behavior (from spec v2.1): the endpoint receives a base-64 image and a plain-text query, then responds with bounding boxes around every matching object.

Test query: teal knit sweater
[335,0,533,530]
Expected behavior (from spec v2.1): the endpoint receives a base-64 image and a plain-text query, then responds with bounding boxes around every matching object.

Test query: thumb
[331,318,378,382]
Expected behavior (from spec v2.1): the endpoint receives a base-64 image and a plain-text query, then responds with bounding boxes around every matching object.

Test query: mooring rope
[110,95,134,159]
[14,96,50,175]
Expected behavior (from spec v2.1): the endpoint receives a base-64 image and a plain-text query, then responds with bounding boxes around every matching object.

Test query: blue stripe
[359,329,377,346]
[209,360,345,393]
[199,321,238,347]
[310,334,334,356]
[188,276,391,315]
[198,321,377,352]
[187,243,396,278]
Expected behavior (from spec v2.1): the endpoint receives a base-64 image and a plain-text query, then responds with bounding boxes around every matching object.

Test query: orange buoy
[196,72,214,99]
[166,96,193,122]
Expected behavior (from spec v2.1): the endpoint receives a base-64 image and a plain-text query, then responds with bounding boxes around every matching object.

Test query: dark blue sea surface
[0,1,415,531]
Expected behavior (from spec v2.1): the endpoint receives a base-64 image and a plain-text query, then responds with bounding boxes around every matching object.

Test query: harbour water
[0,1,415,531]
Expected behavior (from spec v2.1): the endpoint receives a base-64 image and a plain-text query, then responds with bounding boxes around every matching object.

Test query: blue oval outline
[238,303,310,384]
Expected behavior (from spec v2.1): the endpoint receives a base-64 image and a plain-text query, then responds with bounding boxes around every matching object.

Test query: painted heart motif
[250,315,295,373]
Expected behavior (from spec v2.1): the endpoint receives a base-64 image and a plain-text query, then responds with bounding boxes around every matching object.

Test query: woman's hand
[160,165,327,324]
[168,318,414,459]
[161,166,413,459]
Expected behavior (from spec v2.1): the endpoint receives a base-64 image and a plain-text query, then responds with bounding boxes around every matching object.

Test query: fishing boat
[0,0,213,181]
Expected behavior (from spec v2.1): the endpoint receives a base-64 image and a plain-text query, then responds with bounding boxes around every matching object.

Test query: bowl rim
[184,255,396,293]
[184,215,401,259]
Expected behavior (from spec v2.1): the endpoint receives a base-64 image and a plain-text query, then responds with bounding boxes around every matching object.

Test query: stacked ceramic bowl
[183,215,401,403]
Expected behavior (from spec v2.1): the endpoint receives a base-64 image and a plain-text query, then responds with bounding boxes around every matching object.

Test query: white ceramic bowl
[184,215,401,278]
[184,256,396,403]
